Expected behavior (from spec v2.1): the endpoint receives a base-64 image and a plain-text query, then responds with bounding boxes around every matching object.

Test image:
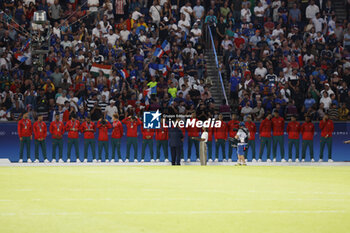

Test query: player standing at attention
[227,113,240,162]
[65,114,80,162]
[122,115,142,162]
[49,114,65,163]
[286,115,300,162]
[259,113,272,162]
[301,116,315,162]
[187,112,200,162]
[33,115,47,163]
[155,118,168,162]
[319,114,334,162]
[97,118,112,162]
[18,113,32,163]
[80,116,96,162]
[215,114,228,162]
[235,122,249,166]
[271,111,285,162]
[244,115,257,162]
[141,125,154,162]
[111,114,123,162]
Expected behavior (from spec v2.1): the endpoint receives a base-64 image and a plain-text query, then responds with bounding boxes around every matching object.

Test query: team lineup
[17,110,337,165]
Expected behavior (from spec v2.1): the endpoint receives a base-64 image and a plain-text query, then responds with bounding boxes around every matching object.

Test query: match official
[169,119,183,166]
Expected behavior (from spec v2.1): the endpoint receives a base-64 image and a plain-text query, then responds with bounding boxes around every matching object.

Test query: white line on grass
[1,210,346,217]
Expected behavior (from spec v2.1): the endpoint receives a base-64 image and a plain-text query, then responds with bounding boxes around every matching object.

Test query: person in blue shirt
[168,119,184,166]
[229,71,241,102]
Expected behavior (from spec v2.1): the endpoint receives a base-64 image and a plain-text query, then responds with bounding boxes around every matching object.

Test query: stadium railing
[205,24,228,106]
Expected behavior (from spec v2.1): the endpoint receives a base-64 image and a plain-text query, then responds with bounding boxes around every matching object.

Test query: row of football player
[17,111,335,163]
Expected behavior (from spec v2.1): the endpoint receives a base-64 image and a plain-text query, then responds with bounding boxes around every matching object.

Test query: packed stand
[214,0,350,121]
[0,0,214,122]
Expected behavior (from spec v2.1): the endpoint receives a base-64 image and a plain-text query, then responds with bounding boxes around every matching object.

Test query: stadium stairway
[204,53,229,107]
[333,0,347,21]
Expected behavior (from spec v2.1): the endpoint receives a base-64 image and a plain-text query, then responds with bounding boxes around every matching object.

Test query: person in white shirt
[178,13,191,34]
[254,62,267,78]
[235,122,249,166]
[119,25,130,42]
[241,4,252,22]
[92,24,102,40]
[104,29,119,46]
[180,1,193,25]
[306,0,319,20]
[320,92,332,110]
[193,0,205,20]
[149,0,161,26]
[104,100,118,119]
[191,127,208,165]
[88,0,99,12]
[56,91,69,106]
[312,13,325,33]
[190,23,202,38]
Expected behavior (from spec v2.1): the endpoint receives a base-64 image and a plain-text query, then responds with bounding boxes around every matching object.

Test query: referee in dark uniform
[168,119,184,166]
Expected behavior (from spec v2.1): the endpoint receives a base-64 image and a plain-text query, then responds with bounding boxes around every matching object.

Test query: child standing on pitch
[235,122,249,166]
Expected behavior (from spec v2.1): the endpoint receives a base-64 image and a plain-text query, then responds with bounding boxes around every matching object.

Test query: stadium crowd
[0,0,349,123]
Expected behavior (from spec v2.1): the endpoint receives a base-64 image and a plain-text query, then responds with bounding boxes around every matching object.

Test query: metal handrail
[206,25,228,105]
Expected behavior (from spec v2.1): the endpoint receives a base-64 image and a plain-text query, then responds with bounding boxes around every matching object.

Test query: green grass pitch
[1,166,350,233]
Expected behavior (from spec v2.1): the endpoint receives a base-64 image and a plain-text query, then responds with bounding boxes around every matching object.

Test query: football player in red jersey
[17,113,32,162]
[33,115,47,162]
[227,113,239,161]
[259,113,272,162]
[271,111,285,162]
[49,114,65,162]
[111,114,123,162]
[300,116,315,162]
[244,115,257,161]
[319,114,334,162]
[286,115,300,162]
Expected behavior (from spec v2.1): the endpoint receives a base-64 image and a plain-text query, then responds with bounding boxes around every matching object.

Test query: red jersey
[214,120,228,140]
[80,121,96,139]
[207,126,214,141]
[271,116,285,136]
[245,121,257,140]
[286,121,300,139]
[155,125,168,140]
[65,120,80,139]
[319,119,334,137]
[97,121,112,141]
[187,118,200,137]
[33,121,47,140]
[17,119,32,137]
[111,120,124,139]
[141,126,154,139]
[227,120,240,137]
[301,122,315,140]
[49,120,65,139]
[259,118,272,137]
[122,117,142,137]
